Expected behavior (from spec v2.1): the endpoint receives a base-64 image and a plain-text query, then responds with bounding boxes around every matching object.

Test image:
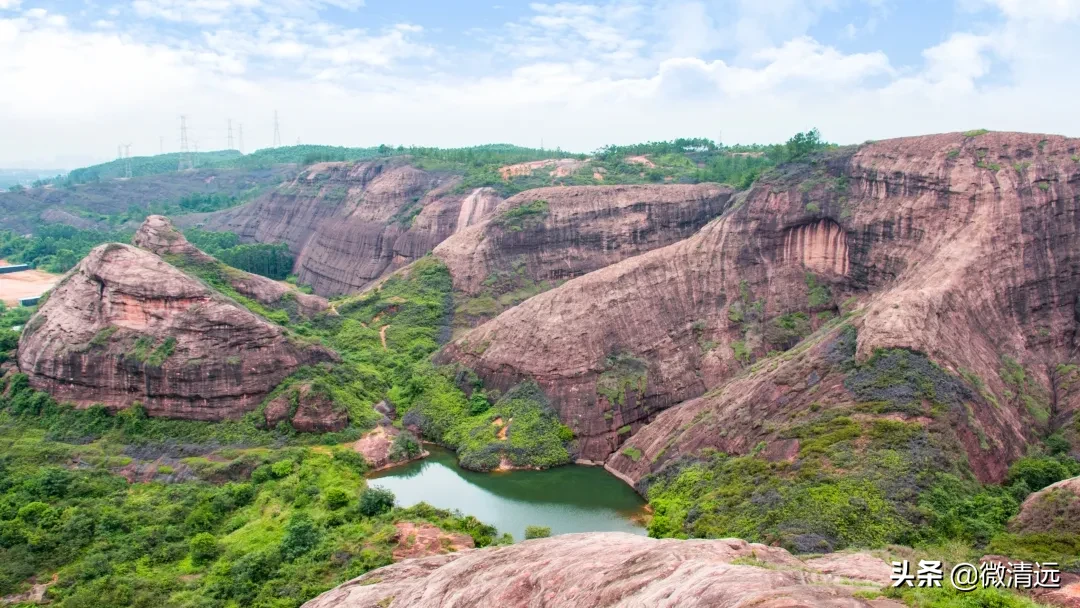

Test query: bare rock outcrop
[134,215,329,317]
[433,184,733,305]
[390,521,473,561]
[442,132,1080,467]
[184,159,503,296]
[263,382,348,433]
[16,243,336,419]
[301,532,897,608]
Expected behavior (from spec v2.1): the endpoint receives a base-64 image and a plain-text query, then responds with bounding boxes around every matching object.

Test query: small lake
[369,445,648,541]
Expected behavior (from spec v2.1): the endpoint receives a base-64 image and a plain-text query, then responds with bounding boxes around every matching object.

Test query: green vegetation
[764,312,811,351]
[524,525,551,539]
[0,254,517,605]
[999,356,1050,426]
[805,273,831,309]
[0,224,131,273]
[596,352,649,406]
[0,209,287,279]
[0,303,30,364]
[185,228,294,280]
[644,332,1080,574]
[394,376,574,472]
[732,341,751,365]
[0,394,501,607]
[493,200,549,232]
[963,129,990,137]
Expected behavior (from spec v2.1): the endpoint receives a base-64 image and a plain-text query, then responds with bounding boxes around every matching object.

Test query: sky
[1,0,1079,169]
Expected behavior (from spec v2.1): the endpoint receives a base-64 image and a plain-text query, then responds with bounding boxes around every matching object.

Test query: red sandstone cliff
[183,159,503,296]
[133,215,330,318]
[442,132,1080,473]
[15,243,337,419]
[432,184,733,319]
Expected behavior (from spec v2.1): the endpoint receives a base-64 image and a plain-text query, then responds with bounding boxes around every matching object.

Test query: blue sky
[1,0,1079,168]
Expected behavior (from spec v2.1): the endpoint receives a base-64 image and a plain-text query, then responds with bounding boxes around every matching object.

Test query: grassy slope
[0,254,526,607]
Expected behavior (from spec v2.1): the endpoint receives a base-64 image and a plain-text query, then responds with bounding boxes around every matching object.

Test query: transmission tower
[159,136,164,155]
[227,119,234,150]
[123,144,133,179]
[238,123,244,154]
[178,115,194,171]
[117,144,123,160]
[273,111,281,148]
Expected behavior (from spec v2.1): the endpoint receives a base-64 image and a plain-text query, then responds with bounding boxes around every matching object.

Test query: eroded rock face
[184,160,503,296]
[443,132,1080,468]
[134,215,330,318]
[16,243,336,419]
[434,184,733,299]
[301,532,896,608]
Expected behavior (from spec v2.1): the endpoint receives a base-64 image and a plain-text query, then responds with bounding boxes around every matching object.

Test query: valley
[1,132,1078,608]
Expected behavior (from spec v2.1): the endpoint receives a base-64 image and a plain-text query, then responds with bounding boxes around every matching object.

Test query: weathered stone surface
[301,532,895,608]
[1010,475,1080,535]
[434,184,733,298]
[184,159,503,296]
[390,521,473,561]
[802,552,893,586]
[16,243,336,419]
[134,215,329,317]
[443,132,1080,469]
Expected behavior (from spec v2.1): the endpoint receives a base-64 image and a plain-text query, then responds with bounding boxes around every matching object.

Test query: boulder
[16,243,336,420]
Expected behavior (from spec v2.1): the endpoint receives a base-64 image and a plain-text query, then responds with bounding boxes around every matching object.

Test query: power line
[227,118,234,150]
[273,110,281,148]
[178,115,194,171]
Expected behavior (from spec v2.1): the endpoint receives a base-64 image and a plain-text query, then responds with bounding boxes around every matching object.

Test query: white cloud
[0,0,20,10]
[3,0,1080,167]
[131,0,366,25]
[973,0,1080,20]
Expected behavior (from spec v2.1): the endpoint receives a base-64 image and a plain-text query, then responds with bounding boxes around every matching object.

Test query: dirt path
[0,260,59,306]
[380,325,389,350]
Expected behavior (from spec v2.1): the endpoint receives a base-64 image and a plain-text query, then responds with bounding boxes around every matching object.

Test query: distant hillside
[45,144,585,188]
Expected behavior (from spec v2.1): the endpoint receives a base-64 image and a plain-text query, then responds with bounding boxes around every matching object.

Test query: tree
[524,525,551,540]
[388,432,421,462]
[280,513,320,561]
[324,488,350,510]
[358,487,395,517]
[783,129,824,162]
[190,532,219,565]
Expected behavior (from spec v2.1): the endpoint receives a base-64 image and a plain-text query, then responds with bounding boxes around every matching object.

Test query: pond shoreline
[367,444,649,541]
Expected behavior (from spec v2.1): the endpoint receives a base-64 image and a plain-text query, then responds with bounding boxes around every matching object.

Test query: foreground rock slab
[302,532,897,608]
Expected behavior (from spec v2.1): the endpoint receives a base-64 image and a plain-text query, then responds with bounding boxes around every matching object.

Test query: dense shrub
[358,487,395,517]
[524,526,551,540]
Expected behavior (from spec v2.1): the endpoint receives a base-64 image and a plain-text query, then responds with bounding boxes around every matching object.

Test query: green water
[369,445,648,540]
